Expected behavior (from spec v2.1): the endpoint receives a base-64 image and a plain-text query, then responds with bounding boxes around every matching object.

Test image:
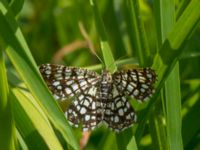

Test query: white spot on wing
[80,107,86,114]
[74,100,78,106]
[112,86,119,97]
[91,122,96,126]
[65,88,71,94]
[91,102,96,109]
[79,94,84,100]
[85,115,90,121]
[116,101,122,108]
[133,89,139,96]
[80,81,87,87]
[147,73,152,79]
[88,87,97,95]
[105,109,111,115]
[118,109,124,116]
[77,105,81,110]
[142,84,149,89]
[83,100,90,107]
[72,84,78,91]
[114,116,119,122]
[91,116,96,120]
[83,127,89,132]
[66,80,73,85]
[52,81,60,86]
[127,85,134,92]
[45,70,51,75]
[57,86,62,90]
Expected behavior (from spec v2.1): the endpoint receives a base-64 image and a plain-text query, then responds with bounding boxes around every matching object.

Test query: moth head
[101,70,112,83]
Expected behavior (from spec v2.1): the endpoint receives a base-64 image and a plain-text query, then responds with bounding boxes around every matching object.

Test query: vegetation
[0,0,200,149]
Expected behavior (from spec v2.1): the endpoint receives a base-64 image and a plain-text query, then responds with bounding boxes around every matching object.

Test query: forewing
[113,68,157,102]
[39,64,99,100]
[103,85,136,132]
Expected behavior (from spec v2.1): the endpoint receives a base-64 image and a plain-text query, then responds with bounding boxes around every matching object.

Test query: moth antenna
[78,21,105,67]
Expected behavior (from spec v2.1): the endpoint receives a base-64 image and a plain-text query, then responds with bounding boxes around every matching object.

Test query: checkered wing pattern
[40,64,157,132]
[113,68,157,102]
[39,64,101,131]
[39,64,99,100]
[103,85,136,132]
[65,86,101,131]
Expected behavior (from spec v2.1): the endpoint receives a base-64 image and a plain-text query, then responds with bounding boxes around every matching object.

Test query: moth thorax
[100,70,112,101]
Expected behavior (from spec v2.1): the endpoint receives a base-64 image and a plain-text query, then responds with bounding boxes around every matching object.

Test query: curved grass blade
[11,87,63,150]
[0,50,15,150]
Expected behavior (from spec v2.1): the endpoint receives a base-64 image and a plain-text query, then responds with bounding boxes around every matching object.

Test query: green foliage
[0,0,200,149]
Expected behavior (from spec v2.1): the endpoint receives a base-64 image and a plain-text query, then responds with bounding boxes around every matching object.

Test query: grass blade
[165,63,183,150]
[182,93,200,147]
[116,129,138,150]
[136,0,200,142]
[127,0,150,66]
[11,88,63,149]
[90,0,116,72]
[153,0,183,149]
[10,0,25,16]
[0,50,15,150]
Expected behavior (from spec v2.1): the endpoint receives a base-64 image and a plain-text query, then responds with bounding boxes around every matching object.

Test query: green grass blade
[11,88,63,150]
[168,1,200,49]
[149,105,168,150]
[154,0,175,46]
[85,57,138,71]
[96,131,118,150]
[127,0,150,66]
[116,129,138,150]
[9,0,25,16]
[126,136,138,150]
[165,63,183,150]
[153,0,183,150]
[0,50,15,150]
[6,48,78,149]
[155,1,189,148]
[182,88,200,146]
[153,0,200,80]
[90,0,116,72]
[136,0,200,142]
[16,129,28,150]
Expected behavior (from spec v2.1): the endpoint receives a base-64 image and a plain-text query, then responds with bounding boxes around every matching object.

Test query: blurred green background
[19,0,156,67]
[0,0,200,150]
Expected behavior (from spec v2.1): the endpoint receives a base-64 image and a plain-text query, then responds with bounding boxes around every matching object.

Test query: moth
[39,64,157,132]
